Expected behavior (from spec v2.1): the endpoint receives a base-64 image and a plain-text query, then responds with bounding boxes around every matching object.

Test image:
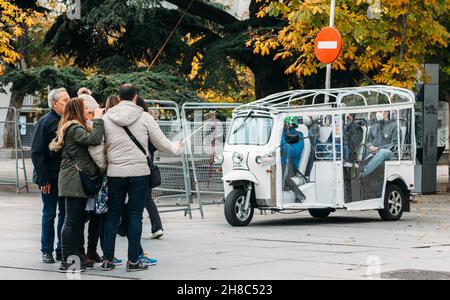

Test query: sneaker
[80,253,95,270]
[139,254,158,266]
[55,253,63,262]
[113,257,123,266]
[87,252,103,263]
[59,260,86,273]
[101,260,115,271]
[126,260,148,272]
[151,229,164,239]
[42,253,55,264]
[83,259,95,270]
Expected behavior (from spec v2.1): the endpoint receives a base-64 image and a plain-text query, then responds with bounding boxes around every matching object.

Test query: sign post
[325,0,336,95]
[314,0,339,103]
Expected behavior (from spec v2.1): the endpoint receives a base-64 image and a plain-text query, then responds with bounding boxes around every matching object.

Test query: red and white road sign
[314,27,342,64]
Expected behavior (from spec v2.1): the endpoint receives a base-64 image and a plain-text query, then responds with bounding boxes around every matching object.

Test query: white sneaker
[151,230,164,239]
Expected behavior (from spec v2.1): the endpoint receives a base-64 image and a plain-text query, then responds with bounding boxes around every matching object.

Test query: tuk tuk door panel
[313,114,345,207]
[343,110,402,203]
[314,161,338,205]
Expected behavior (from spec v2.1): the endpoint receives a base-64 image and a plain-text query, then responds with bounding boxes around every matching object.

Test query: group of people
[31,84,183,273]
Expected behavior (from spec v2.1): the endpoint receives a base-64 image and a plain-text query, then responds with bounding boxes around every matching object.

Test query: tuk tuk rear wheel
[225,189,254,226]
[309,209,333,219]
[379,184,404,221]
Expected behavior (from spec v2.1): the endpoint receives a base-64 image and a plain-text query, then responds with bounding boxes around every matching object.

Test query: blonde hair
[105,95,120,111]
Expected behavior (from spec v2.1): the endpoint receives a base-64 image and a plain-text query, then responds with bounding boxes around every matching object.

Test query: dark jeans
[121,189,162,234]
[103,176,149,263]
[41,175,66,256]
[145,189,163,234]
[79,212,105,255]
[61,198,87,261]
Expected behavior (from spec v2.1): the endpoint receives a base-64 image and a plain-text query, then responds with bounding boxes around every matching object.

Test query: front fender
[222,170,259,185]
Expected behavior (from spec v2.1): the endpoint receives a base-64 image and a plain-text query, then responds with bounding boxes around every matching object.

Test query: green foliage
[45,1,210,67]
[0,66,200,106]
[82,66,201,103]
[0,66,85,99]
[95,55,133,74]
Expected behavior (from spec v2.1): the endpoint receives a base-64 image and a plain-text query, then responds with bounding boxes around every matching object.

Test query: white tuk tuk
[215,86,416,226]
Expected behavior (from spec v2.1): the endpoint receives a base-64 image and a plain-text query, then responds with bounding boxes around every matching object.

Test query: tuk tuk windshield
[228,116,273,145]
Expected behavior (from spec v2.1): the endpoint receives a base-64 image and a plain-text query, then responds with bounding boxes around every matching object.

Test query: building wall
[219,0,251,20]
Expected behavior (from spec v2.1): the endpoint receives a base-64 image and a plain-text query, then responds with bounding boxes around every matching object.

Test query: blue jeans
[103,176,149,263]
[41,174,66,256]
[363,149,393,176]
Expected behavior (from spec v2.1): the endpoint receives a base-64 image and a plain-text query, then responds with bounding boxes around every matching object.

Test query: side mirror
[285,134,300,145]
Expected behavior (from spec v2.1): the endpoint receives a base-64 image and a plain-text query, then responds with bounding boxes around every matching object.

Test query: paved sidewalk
[0,187,450,280]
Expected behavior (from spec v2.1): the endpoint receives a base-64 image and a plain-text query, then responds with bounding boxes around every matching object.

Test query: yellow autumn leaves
[0,0,41,75]
[248,0,449,89]
[245,31,280,57]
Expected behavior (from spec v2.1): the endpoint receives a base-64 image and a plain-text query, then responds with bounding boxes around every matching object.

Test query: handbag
[67,151,103,198]
[123,126,162,188]
[95,176,109,214]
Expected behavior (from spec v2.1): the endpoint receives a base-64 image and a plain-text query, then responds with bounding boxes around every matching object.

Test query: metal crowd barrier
[145,100,195,218]
[4,101,243,218]
[17,107,50,187]
[181,102,240,215]
[0,107,28,192]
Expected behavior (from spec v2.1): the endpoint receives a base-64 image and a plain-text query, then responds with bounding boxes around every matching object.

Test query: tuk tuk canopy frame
[234,86,415,114]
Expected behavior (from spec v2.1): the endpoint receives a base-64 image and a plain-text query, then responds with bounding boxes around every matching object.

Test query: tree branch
[165,0,240,26]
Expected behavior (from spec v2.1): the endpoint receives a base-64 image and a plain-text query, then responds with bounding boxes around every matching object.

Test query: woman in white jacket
[101,84,182,272]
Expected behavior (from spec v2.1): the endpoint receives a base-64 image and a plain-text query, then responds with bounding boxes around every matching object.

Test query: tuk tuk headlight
[255,154,274,166]
[232,152,244,164]
[213,153,224,165]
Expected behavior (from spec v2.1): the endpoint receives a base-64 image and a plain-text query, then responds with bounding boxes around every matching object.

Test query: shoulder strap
[123,126,148,157]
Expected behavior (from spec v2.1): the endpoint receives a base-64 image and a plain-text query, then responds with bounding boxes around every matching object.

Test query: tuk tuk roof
[234,86,415,114]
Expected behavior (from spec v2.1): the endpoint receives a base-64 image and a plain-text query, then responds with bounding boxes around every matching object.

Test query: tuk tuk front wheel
[225,189,254,226]
[309,209,333,219]
[379,184,404,221]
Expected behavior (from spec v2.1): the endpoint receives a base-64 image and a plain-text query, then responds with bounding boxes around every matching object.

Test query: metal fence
[144,100,195,218]
[181,102,240,213]
[1,101,242,218]
[17,108,50,189]
[0,107,28,192]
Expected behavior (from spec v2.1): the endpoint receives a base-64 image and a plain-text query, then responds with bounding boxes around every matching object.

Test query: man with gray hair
[31,87,69,264]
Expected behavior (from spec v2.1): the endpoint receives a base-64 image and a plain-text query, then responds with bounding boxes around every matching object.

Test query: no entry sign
[314,27,342,64]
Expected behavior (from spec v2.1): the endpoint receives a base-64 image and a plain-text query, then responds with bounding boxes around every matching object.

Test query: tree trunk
[3,91,23,149]
[249,58,288,99]
[18,22,29,70]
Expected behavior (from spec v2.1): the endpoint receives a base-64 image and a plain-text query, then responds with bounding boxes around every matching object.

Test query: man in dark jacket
[31,88,69,264]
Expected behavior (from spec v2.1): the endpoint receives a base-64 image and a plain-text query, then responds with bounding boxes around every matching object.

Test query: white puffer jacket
[103,101,180,178]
